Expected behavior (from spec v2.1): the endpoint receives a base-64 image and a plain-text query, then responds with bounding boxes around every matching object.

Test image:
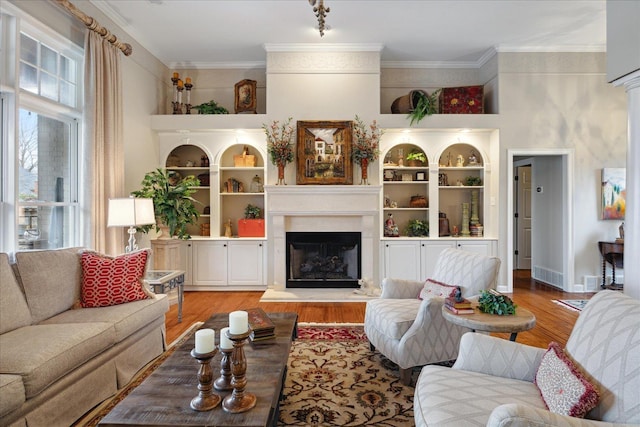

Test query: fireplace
[286,232,361,288]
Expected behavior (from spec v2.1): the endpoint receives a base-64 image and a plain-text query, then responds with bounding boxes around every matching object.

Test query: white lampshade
[107,198,155,227]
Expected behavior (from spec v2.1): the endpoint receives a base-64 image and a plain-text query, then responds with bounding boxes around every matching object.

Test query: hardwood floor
[164,270,593,349]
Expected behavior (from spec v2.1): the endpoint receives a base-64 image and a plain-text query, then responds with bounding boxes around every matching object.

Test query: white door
[192,241,227,286]
[383,241,421,281]
[516,166,532,269]
[228,241,264,286]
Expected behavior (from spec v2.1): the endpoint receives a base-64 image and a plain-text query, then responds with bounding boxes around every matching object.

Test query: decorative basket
[233,154,256,167]
[237,219,265,237]
[409,195,428,208]
[391,90,427,114]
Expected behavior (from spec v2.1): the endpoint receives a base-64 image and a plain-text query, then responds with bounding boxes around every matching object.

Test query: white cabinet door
[228,241,264,286]
[192,241,227,286]
[455,240,495,256]
[383,240,421,281]
[420,241,455,279]
[180,241,193,286]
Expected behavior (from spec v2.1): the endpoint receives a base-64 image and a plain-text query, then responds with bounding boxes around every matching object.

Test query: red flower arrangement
[351,115,382,162]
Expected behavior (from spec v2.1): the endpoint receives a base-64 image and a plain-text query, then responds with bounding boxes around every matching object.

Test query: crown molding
[495,44,605,53]
[263,43,384,53]
[169,61,266,70]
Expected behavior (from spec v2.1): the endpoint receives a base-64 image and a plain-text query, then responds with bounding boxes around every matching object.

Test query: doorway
[507,149,575,293]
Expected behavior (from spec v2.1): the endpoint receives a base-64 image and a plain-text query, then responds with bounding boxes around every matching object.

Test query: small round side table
[442,304,536,341]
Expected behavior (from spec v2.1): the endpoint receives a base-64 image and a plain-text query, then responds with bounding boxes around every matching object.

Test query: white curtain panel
[82,31,125,254]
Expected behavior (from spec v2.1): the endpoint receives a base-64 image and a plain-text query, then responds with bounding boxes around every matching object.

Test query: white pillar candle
[229,310,249,334]
[220,327,233,350]
[194,328,215,353]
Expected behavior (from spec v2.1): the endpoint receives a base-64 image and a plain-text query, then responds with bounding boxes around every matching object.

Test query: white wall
[496,53,628,291]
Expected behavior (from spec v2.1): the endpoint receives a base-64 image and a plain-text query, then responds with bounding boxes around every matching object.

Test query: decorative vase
[461,203,471,237]
[276,163,286,185]
[360,158,369,185]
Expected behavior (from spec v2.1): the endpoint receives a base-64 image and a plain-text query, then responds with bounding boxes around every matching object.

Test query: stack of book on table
[444,297,474,314]
[247,307,276,341]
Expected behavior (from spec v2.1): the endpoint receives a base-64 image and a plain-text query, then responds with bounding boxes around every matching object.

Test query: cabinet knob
[259,243,262,247]
[386,244,389,247]
[187,243,191,247]
[224,244,227,247]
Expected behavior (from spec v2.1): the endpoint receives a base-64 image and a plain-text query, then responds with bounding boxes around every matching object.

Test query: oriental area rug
[75,323,417,427]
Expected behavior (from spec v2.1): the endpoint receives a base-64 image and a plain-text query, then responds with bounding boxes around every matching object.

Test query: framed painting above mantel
[296,120,353,185]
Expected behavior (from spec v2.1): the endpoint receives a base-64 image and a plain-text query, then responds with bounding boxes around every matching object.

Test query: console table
[145,270,185,322]
[598,241,624,289]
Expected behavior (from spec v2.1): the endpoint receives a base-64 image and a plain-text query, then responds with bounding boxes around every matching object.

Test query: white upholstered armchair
[414,290,640,426]
[364,248,501,385]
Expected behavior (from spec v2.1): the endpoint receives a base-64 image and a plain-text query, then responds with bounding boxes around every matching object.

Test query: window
[17,109,78,250]
[19,33,78,108]
[1,6,83,253]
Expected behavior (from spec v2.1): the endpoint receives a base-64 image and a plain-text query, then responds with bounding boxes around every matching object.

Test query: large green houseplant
[132,168,200,239]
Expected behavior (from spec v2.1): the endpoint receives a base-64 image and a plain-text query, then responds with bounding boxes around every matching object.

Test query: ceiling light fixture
[309,0,330,37]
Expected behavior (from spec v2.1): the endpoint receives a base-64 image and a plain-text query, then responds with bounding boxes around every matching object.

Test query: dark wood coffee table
[99,312,298,427]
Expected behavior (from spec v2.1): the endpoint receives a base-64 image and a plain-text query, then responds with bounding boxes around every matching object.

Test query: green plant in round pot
[192,99,229,114]
[132,168,201,239]
[405,219,429,237]
[406,151,427,166]
[238,204,265,237]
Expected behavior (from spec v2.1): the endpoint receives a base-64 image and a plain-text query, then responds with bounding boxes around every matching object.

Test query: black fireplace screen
[286,232,361,288]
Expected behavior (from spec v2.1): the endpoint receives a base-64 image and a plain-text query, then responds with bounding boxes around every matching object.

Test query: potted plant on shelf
[352,115,383,185]
[238,204,265,237]
[263,117,295,185]
[406,150,427,167]
[132,168,201,239]
[408,89,441,126]
[192,99,229,114]
[405,219,429,237]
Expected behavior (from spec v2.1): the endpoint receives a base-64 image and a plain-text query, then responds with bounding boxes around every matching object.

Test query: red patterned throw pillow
[418,278,458,300]
[535,342,599,418]
[81,249,150,308]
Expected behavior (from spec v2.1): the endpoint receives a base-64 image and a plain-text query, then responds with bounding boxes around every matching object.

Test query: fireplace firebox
[286,232,361,288]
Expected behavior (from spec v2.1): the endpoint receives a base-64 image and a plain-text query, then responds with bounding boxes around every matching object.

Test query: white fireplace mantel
[265,185,381,290]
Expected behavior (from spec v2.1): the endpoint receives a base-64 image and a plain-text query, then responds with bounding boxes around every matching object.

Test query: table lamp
[107,197,155,252]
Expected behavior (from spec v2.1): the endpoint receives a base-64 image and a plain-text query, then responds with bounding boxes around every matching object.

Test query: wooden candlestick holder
[214,347,233,391]
[222,329,256,413]
[190,348,221,411]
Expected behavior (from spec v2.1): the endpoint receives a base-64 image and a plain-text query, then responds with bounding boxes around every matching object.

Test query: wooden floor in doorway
[164,270,593,349]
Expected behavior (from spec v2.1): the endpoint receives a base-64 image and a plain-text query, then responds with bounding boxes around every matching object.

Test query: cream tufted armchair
[364,248,501,385]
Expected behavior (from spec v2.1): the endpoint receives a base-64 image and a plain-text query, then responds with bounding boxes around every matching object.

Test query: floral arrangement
[352,115,383,162]
[263,117,295,166]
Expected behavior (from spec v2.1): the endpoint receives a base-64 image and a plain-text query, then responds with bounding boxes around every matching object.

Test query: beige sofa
[0,248,170,427]
[414,290,640,426]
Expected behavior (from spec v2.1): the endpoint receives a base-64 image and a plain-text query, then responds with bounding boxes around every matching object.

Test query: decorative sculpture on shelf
[384,213,400,237]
